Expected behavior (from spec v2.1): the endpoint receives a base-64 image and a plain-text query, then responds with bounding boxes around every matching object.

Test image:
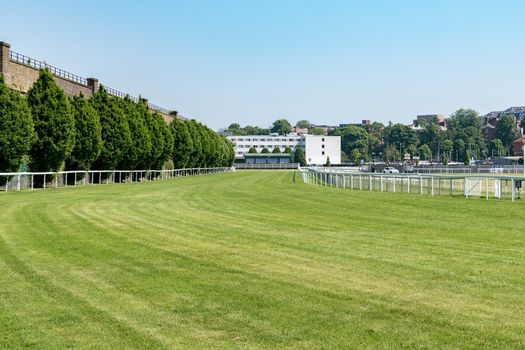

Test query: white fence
[300,167,525,202]
[0,167,234,192]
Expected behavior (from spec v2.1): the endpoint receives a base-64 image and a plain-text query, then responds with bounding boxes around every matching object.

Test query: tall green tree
[91,86,131,176]
[294,147,306,166]
[27,69,75,178]
[154,112,174,170]
[418,144,431,161]
[271,119,292,135]
[329,125,368,161]
[185,120,203,168]
[419,117,443,158]
[65,93,101,174]
[489,139,504,158]
[446,109,485,160]
[350,149,361,164]
[170,118,193,168]
[384,123,418,157]
[495,114,516,155]
[0,76,35,184]
[118,97,152,172]
[296,120,311,128]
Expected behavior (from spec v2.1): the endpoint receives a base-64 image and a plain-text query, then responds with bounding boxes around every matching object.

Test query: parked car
[382,167,400,174]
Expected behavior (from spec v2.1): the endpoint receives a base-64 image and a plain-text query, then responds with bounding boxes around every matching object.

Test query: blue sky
[1,0,524,129]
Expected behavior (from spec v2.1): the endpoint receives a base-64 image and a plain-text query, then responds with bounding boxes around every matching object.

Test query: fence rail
[234,163,299,170]
[301,167,525,202]
[10,50,88,86]
[0,167,234,192]
[414,166,525,174]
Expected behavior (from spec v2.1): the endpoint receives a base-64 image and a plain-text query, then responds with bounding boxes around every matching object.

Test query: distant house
[514,136,524,156]
[481,106,524,143]
[413,114,447,130]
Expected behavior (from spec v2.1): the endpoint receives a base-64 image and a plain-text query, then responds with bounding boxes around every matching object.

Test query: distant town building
[227,134,341,165]
[339,120,371,128]
[414,114,447,129]
[513,136,524,156]
[481,106,524,143]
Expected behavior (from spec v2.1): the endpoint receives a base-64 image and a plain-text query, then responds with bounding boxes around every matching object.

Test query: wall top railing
[10,50,88,86]
[8,49,175,117]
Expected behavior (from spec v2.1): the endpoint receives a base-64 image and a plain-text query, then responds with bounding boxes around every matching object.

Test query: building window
[322,138,325,142]
[322,151,325,155]
[322,144,325,148]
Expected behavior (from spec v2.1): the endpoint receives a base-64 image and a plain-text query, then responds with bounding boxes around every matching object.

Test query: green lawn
[0,171,524,349]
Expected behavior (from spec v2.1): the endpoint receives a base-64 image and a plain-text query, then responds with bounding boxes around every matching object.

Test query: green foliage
[464,149,471,165]
[309,127,325,135]
[294,147,306,166]
[489,139,504,157]
[406,144,417,160]
[283,146,292,154]
[117,97,152,172]
[418,144,431,161]
[325,156,331,166]
[384,123,418,155]
[272,147,281,154]
[151,112,173,170]
[91,86,131,175]
[170,118,193,168]
[27,69,75,175]
[350,149,361,164]
[225,123,270,136]
[185,120,203,168]
[447,109,485,160]
[65,93,101,173]
[248,147,258,154]
[329,125,368,160]
[296,120,311,129]
[420,117,443,156]
[0,76,35,183]
[261,147,270,154]
[495,114,516,155]
[271,119,292,135]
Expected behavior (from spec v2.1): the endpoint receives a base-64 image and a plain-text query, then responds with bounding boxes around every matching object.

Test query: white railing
[0,167,234,192]
[300,167,525,202]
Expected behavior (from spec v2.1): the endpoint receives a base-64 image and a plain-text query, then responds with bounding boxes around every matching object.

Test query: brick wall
[0,41,176,123]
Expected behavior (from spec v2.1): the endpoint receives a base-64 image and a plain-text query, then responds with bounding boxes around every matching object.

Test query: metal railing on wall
[300,167,525,202]
[9,50,173,116]
[10,50,88,86]
[0,167,234,193]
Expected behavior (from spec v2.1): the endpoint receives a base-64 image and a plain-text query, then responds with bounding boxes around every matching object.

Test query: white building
[228,134,341,165]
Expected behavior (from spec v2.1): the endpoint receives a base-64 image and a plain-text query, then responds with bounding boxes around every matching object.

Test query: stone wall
[0,41,176,123]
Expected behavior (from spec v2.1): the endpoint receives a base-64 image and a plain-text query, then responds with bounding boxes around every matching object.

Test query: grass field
[0,171,524,349]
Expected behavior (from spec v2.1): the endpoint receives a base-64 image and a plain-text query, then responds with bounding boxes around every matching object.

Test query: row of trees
[224,109,520,164]
[330,109,519,164]
[246,146,307,165]
[0,69,234,184]
[225,119,327,136]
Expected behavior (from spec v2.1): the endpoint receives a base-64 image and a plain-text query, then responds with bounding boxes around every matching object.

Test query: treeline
[0,69,234,184]
[225,111,522,164]
[329,110,518,164]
